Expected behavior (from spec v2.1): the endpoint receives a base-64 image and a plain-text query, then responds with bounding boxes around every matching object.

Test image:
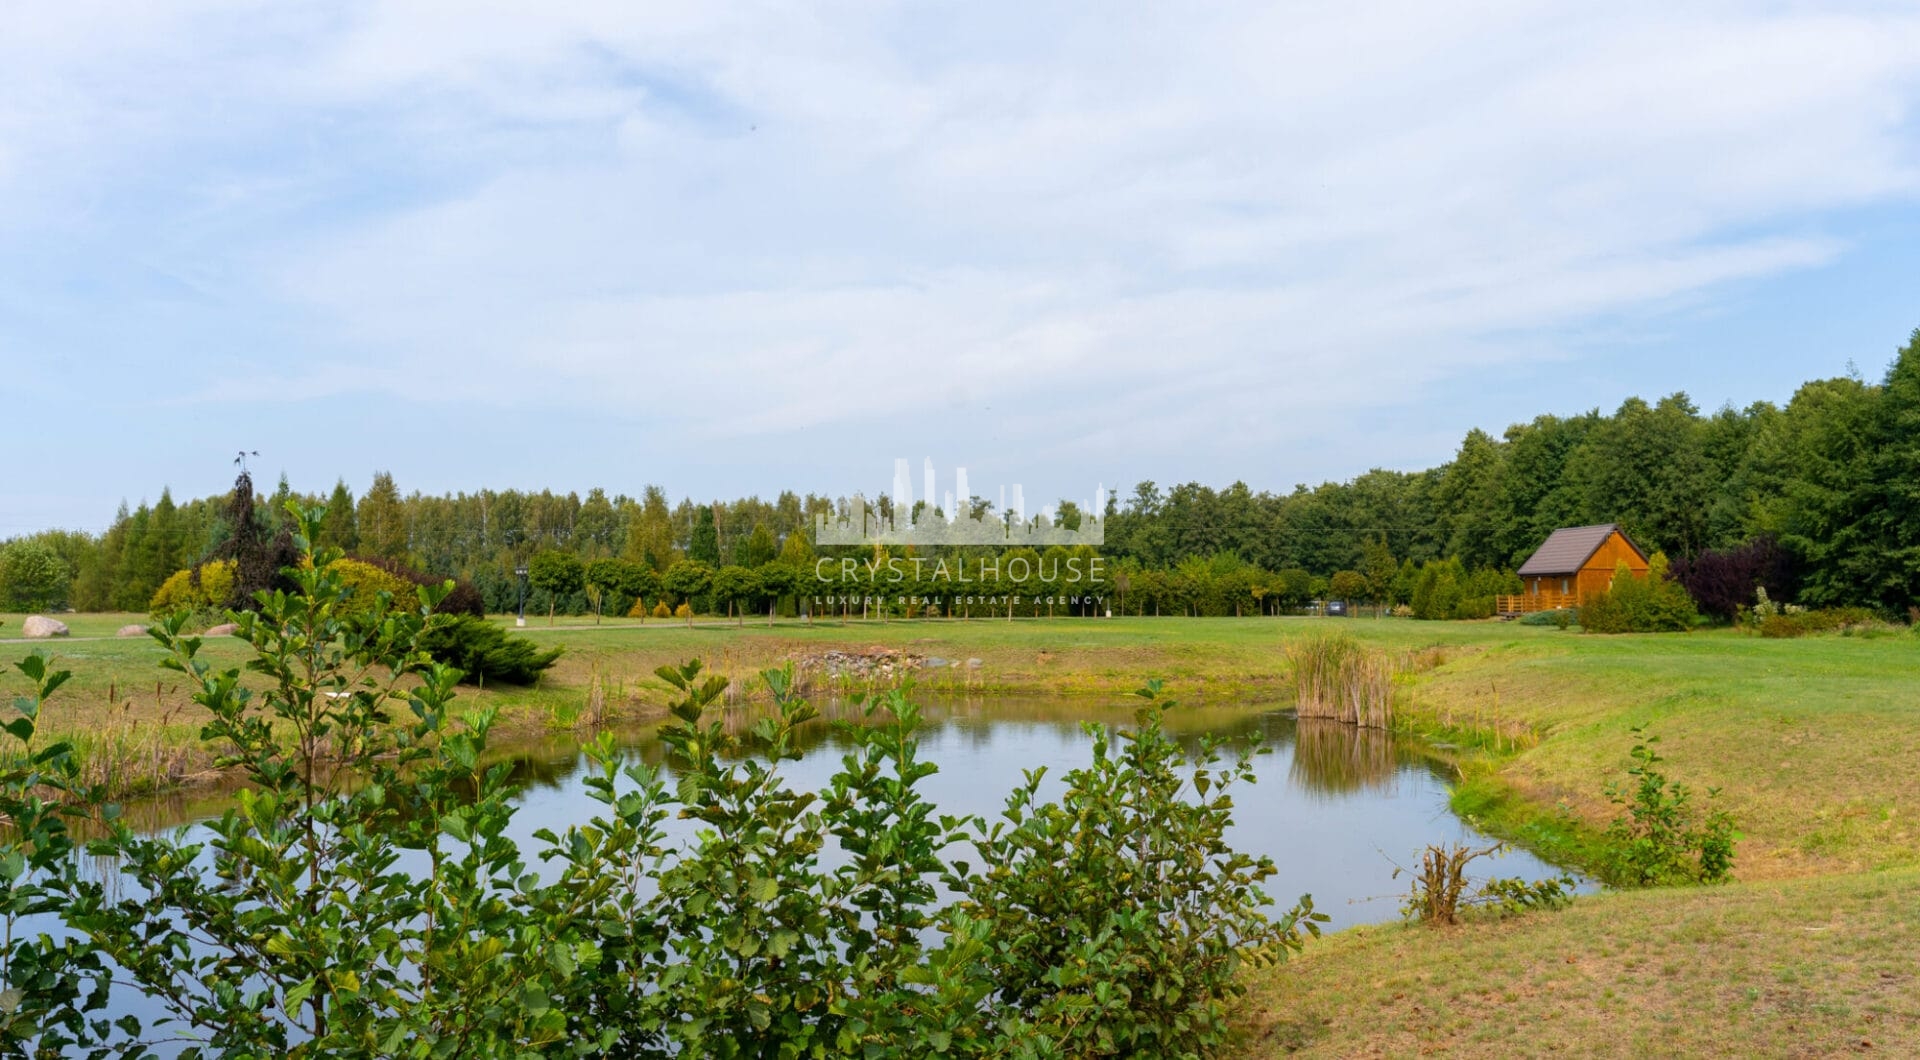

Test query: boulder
[117,624,148,638]
[204,622,240,637]
[22,616,70,639]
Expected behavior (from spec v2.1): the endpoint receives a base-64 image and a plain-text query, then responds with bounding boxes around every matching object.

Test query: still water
[428,694,1576,931]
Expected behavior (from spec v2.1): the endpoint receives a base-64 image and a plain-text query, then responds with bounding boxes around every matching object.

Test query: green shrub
[147,559,237,616]
[1757,613,1806,638]
[0,540,72,612]
[324,556,417,612]
[1758,606,1887,638]
[1579,555,1698,633]
[1602,726,1736,886]
[349,554,487,617]
[1518,607,1576,628]
[1409,559,1518,620]
[418,614,562,685]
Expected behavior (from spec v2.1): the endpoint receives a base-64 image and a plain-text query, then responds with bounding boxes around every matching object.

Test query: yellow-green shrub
[148,560,237,614]
[325,558,417,614]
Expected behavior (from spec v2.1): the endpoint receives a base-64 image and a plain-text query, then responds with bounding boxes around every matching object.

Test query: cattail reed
[1285,633,1394,728]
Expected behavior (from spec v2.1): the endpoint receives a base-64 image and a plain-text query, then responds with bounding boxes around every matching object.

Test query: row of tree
[501,544,1516,623]
[5,329,1917,616]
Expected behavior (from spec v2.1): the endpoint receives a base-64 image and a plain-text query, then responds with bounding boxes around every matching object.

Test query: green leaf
[283,977,318,1010]
[750,874,780,904]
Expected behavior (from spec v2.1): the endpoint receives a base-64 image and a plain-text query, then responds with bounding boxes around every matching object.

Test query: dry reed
[1285,633,1395,728]
[1398,842,1501,925]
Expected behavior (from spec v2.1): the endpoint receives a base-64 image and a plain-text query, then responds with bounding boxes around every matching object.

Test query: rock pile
[792,648,931,682]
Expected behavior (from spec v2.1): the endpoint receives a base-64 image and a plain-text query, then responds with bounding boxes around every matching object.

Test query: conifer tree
[689,505,720,566]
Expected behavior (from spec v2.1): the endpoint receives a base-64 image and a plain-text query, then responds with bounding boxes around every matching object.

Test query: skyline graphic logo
[813,458,1106,546]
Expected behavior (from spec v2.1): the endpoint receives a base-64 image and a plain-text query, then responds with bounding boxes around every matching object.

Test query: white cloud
[3,0,1920,520]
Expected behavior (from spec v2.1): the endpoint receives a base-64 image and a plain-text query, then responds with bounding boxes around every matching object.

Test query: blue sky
[4,1,1919,531]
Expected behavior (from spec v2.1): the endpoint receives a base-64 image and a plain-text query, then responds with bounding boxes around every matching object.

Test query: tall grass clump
[1286,633,1394,728]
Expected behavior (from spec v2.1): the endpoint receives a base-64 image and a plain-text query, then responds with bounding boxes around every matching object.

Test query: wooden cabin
[1498,524,1650,615]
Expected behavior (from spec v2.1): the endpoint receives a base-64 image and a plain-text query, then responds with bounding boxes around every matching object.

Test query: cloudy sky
[4,1,1919,530]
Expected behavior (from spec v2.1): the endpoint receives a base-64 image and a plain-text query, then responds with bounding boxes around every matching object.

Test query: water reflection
[1288,717,1417,796]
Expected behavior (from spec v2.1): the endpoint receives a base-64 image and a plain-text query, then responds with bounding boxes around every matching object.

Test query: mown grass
[1233,867,1920,1057]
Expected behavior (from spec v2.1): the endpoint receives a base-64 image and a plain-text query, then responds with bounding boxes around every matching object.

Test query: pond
[69,692,1582,1049]
[325,693,1577,931]
[102,694,1577,932]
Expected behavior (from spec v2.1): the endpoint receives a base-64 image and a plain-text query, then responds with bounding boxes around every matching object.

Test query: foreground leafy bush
[956,679,1326,1055]
[0,504,1314,1058]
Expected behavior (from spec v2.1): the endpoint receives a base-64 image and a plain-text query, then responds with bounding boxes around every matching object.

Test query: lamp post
[515,563,530,627]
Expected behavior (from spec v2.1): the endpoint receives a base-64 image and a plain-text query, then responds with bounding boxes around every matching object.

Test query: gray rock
[925,656,949,669]
[117,624,148,638]
[21,616,69,638]
[965,657,983,669]
[204,622,240,637]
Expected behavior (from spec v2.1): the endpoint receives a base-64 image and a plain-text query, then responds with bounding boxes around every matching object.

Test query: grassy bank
[1233,866,1920,1057]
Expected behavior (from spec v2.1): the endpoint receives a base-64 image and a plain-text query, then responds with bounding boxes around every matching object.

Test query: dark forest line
[3,328,1916,620]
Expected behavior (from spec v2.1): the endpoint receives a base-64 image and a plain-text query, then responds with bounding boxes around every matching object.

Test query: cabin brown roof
[1515,524,1646,577]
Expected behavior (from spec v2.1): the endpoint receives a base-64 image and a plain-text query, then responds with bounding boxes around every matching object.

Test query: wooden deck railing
[1496,590,1580,615]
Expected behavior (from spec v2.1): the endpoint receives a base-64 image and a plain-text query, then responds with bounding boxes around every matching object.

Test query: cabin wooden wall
[1574,531,1650,598]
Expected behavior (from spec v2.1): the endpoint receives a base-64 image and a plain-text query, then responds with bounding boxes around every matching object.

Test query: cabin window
[1561,578,1570,594]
